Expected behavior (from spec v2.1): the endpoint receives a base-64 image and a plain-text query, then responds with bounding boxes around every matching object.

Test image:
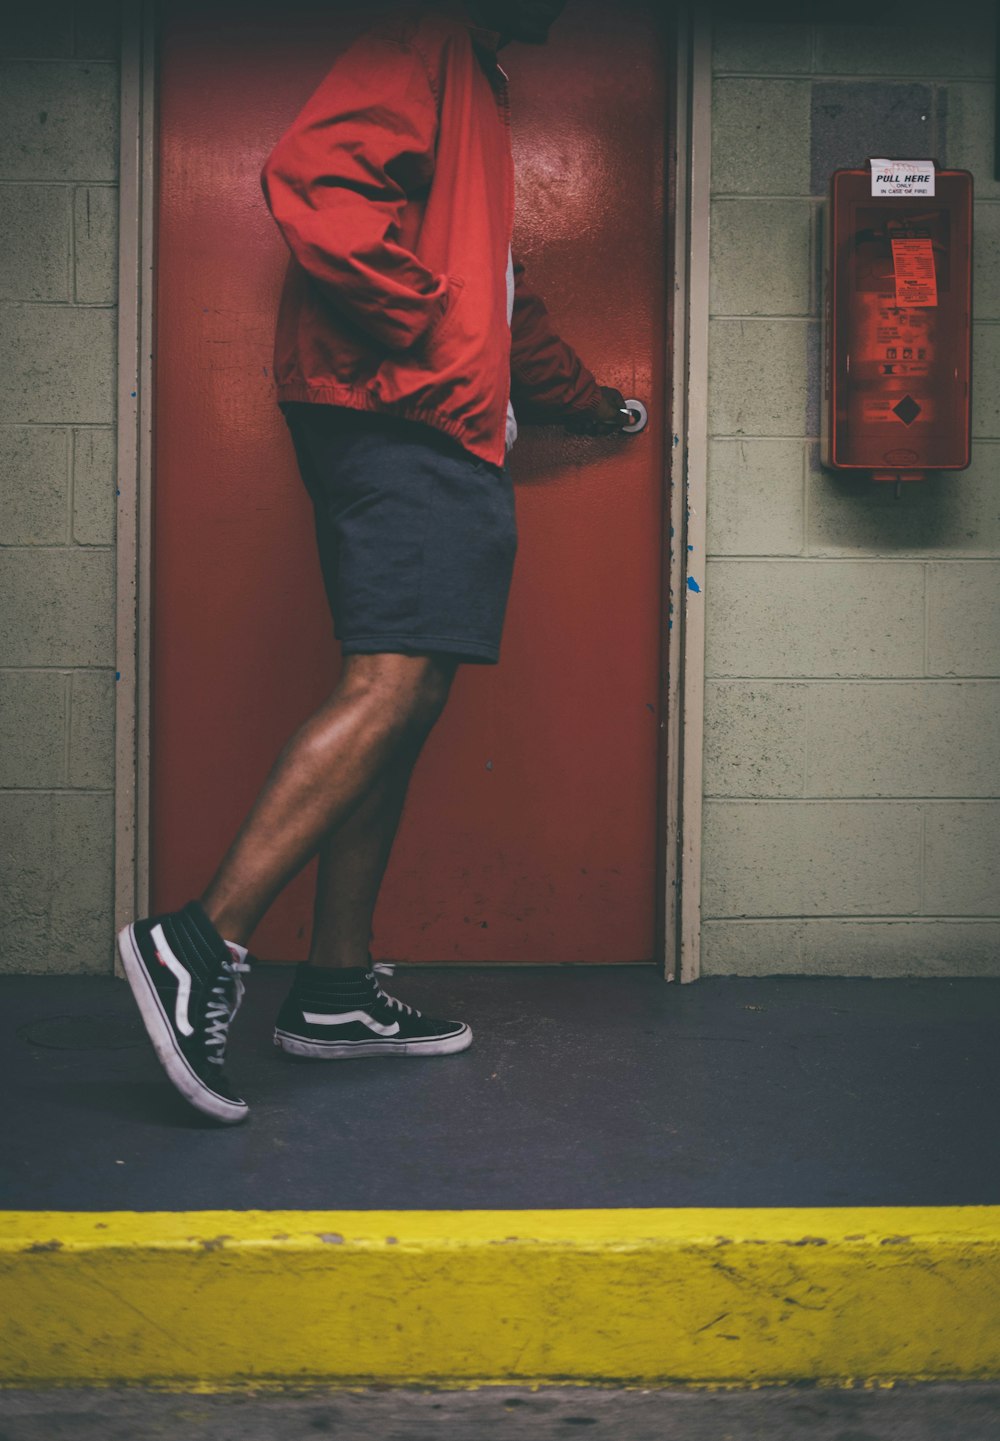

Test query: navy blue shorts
[279,402,518,665]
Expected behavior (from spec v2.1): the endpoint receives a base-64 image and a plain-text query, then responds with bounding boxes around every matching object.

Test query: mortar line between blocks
[0,57,116,66]
[0,300,115,311]
[0,180,117,190]
[69,182,77,306]
[701,914,1000,924]
[0,543,114,552]
[0,786,114,796]
[68,426,77,545]
[712,70,995,83]
[709,677,1000,686]
[702,797,1000,806]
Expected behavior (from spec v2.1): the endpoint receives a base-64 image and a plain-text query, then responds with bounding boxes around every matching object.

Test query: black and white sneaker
[117,898,251,1124]
[273,962,472,1059]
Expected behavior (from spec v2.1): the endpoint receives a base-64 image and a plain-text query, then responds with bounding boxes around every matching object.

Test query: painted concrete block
[707,439,805,556]
[804,317,822,437]
[813,4,993,79]
[805,681,1000,798]
[712,80,811,196]
[0,792,51,972]
[810,83,938,198]
[797,919,999,976]
[0,790,114,973]
[74,185,117,304]
[0,10,74,58]
[68,668,115,788]
[0,548,113,667]
[706,916,1000,974]
[943,83,1000,200]
[0,426,69,544]
[0,184,70,301]
[926,561,1000,675]
[708,319,809,436]
[73,426,115,545]
[702,918,1000,976]
[712,23,812,75]
[710,200,811,317]
[48,790,114,971]
[808,443,1000,558]
[704,560,925,677]
[74,2,121,61]
[924,803,1000,914]
[700,920,804,974]
[704,682,807,798]
[702,799,923,917]
[0,61,118,183]
[0,669,66,787]
[972,324,1000,439]
[0,305,115,425]
[973,204,1000,321]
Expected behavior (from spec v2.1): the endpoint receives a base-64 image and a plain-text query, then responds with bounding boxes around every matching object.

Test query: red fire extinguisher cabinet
[823,165,973,482]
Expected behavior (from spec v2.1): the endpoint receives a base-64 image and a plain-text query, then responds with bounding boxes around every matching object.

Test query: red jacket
[259,6,601,468]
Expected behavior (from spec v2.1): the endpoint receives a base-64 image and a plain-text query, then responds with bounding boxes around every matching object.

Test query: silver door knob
[619,398,648,434]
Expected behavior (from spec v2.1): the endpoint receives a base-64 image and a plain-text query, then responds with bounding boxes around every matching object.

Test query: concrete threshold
[2,1206,1000,1387]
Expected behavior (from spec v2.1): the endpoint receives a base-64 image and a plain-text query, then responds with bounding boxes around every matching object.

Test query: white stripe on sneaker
[301,1009,401,1037]
[150,922,194,1037]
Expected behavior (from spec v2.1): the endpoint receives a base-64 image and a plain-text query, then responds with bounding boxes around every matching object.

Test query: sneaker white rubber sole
[117,923,248,1125]
[273,1024,473,1059]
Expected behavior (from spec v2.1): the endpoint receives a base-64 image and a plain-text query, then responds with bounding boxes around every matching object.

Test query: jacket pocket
[423,274,465,356]
[376,274,468,410]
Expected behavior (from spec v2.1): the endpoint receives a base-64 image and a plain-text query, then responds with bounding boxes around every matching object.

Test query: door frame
[112,0,713,981]
[664,6,713,982]
[113,0,157,974]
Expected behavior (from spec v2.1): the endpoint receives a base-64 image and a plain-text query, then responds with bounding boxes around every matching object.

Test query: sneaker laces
[204,948,251,1065]
[371,962,420,1019]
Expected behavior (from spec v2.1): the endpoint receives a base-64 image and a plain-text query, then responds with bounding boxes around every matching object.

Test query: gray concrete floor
[0,1383,999,1439]
[3,966,1000,1208]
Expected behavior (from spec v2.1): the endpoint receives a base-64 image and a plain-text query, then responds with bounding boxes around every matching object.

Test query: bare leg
[200,652,456,946]
[306,738,423,968]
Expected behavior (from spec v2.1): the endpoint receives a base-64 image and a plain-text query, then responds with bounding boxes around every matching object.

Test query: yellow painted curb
[2,1208,999,1387]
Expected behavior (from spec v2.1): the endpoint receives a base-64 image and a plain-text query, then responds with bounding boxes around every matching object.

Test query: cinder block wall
[703,0,1000,974]
[0,7,119,973]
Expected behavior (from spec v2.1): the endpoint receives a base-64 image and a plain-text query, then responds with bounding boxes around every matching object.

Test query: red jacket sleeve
[260,26,450,352]
[509,257,602,421]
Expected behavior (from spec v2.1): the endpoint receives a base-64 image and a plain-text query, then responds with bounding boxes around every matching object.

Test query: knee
[400,657,455,736]
[338,653,455,741]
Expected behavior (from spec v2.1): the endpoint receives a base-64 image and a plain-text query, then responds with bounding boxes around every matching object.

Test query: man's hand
[566,385,629,436]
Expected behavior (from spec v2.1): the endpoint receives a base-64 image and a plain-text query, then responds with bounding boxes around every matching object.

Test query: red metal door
[152,0,669,963]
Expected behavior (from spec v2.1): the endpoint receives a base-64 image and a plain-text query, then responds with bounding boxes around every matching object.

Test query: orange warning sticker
[891,238,937,307]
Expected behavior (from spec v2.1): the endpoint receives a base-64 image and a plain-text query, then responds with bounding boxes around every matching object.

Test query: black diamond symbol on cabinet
[893,394,922,425]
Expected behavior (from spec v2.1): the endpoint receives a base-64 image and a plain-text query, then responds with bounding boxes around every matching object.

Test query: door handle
[619,398,648,434]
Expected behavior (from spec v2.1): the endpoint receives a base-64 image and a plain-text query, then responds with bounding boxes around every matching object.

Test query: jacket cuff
[564,377,603,416]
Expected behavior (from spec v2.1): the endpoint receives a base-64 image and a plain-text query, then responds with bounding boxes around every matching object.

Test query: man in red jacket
[118,0,629,1124]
